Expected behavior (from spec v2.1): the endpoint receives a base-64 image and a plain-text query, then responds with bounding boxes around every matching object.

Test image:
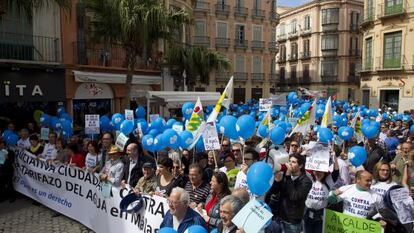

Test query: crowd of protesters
[0,105,414,233]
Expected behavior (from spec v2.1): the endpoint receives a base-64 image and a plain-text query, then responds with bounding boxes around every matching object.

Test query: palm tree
[165,43,231,89]
[84,0,190,108]
[1,0,71,18]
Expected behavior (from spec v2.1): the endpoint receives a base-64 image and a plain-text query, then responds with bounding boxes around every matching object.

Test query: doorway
[380,89,399,111]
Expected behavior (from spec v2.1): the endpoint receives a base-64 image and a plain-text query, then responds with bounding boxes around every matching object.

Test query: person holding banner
[100,146,124,187]
[17,128,30,150]
[28,134,44,156]
[371,161,397,198]
[134,162,157,195]
[122,143,155,188]
[40,132,58,163]
[99,133,114,171]
[156,157,180,197]
[67,143,85,168]
[84,141,102,173]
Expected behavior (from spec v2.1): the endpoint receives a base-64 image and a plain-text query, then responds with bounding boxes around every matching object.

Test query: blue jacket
[160,208,207,233]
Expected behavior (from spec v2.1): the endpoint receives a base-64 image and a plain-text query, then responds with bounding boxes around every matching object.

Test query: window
[349,37,359,55]
[279,23,286,35]
[383,31,402,68]
[254,0,261,9]
[270,58,276,74]
[303,64,310,81]
[349,63,356,76]
[303,39,310,57]
[251,88,262,101]
[253,56,262,73]
[280,67,286,80]
[236,0,244,8]
[304,15,311,30]
[235,55,245,72]
[218,0,227,7]
[385,0,403,15]
[290,66,297,80]
[271,0,276,11]
[322,34,339,50]
[217,22,228,38]
[367,0,374,19]
[322,8,339,25]
[271,29,276,42]
[280,44,286,60]
[291,20,297,34]
[291,42,298,60]
[365,37,373,69]
[253,26,262,41]
[321,60,338,77]
[195,21,206,36]
[234,88,246,104]
[235,25,245,42]
[350,11,360,30]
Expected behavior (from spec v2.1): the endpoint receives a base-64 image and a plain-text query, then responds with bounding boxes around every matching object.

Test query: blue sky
[278,0,311,7]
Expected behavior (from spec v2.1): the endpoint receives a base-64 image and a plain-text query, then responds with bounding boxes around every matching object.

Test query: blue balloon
[151,117,166,130]
[280,106,288,114]
[166,119,177,128]
[135,119,148,134]
[313,125,320,133]
[50,117,61,130]
[236,115,256,140]
[186,225,207,233]
[172,121,183,130]
[40,114,50,126]
[135,106,146,119]
[182,102,195,119]
[179,131,194,149]
[402,115,411,122]
[411,125,414,134]
[120,120,134,135]
[142,134,155,152]
[318,128,333,143]
[62,130,73,140]
[249,111,256,118]
[219,115,239,140]
[300,102,311,113]
[5,133,19,146]
[148,129,159,137]
[269,126,285,145]
[60,119,72,133]
[348,146,367,167]
[276,122,287,132]
[195,137,205,152]
[362,124,379,139]
[111,113,125,130]
[210,229,218,233]
[162,129,179,149]
[100,115,111,131]
[338,126,354,141]
[153,134,164,152]
[57,107,65,117]
[247,161,274,196]
[159,227,177,233]
[258,125,269,138]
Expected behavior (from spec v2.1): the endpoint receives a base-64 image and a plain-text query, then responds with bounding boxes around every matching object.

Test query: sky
[278,0,311,7]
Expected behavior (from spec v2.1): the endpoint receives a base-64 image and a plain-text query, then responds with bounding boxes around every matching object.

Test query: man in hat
[100,146,124,187]
[134,162,157,195]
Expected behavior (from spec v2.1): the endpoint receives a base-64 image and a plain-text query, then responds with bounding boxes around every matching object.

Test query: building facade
[360,0,414,112]
[192,0,279,103]
[275,0,363,101]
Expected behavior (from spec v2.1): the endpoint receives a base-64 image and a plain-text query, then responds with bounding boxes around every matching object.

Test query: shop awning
[138,91,221,108]
[72,70,162,85]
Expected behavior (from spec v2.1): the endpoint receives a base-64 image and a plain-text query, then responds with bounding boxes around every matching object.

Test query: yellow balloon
[33,110,44,123]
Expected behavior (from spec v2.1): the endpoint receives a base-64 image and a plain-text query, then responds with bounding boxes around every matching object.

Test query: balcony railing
[269,11,280,24]
[194,1,210,12]
[363,58,373,71]
[321,75,337,83]
[288,54,298,62]
[251,9,265,20]
[361,10,375,27]
[379,3,405,18]
[234,72,248,81]
[251,40,265,50]
[349,49,360,57]
[215,37,230,48]
[288,31,299,40]
[0,32,60,63]
[300,28,312,37]
[268,42,278,53]
[215,3,230,16]
[193,36,210,46]
[234,6,248,18]
[251,73,264,81]
[300,51,311,60]
[73,42,126,68]
[276,34,287,42]
[321,48,338,57]
[234,39,248,49]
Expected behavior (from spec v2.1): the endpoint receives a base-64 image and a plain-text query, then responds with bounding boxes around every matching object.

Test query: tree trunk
[122,47,136,110]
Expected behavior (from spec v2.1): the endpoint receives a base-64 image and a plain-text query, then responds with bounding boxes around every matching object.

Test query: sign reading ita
[323,209,382,233]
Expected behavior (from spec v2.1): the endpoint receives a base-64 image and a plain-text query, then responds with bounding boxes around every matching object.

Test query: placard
[390,187,414,224]
[85,114,100,135]
[305,143,330,172]
[259,98,272,112]
[40,127,50,140]
[125,109,134,121]
[202,122,220,151]
[323,209,382,233]
[232,199,273,233]
[115,133,129,150]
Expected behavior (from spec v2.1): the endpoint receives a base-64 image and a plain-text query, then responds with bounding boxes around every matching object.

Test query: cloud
[278,0,311,7]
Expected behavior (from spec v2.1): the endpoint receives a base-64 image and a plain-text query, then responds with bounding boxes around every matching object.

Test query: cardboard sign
[305,143,330,172]
[115,133,129,150]
[125,109,134,121]
[323,209,382,233]
[202,122,220,151]
[40,127,50,141]
[390,187,414,224]
[259,98,272,112]
[85,114,100,135]
[270,93,288,106]
[232,199,273,233]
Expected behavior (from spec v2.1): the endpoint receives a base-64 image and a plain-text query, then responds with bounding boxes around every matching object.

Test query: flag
[187,97,204,134]
[256,108,273,138]
[289,99,316,137]
[321,97,332,128]
[350,110,364,143]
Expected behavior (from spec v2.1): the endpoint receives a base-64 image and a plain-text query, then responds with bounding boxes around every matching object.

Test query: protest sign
[259,98,272,112]
[232,199,273,233]
[40,127,50,140]
[115,133,129,150]
[323,209,382,233]
[305,143,330,172]
[390,187,414,224]
[12,147,169,233]
[270,93,287,106]
[125,109,134,121]
[85,115,100,135]
[202,122,220,151]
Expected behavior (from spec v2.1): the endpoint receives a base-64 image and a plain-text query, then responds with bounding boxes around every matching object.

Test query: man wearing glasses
[160,187,206,233]
[231,143,243,167]
[289,141,301,155]
[99,133,114,171]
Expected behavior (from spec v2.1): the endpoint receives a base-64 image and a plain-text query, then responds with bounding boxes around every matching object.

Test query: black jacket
[122,154,156,187]
[364,145,386,173]
[268,172,312,223]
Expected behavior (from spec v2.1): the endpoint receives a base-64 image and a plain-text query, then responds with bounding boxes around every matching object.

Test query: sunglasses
[290,144,299,147]
[232,149,241,152]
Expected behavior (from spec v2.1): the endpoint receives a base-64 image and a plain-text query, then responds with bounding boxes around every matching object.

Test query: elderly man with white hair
[160,187,207,233]
[217,195,243,233]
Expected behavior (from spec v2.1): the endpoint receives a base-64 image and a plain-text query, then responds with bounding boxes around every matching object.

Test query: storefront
[0,67,66,129]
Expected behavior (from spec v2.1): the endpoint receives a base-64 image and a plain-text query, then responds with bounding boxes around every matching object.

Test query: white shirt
[172,215,182,231]
[337,184,383,218]
[234,170,247,190]
[128,159,137,184]
[336,158,350,187]
[371,181,397,198]
[42,143,57,161]
[306,181,330,210]
[17,138,30,150]
[85,153,102,169]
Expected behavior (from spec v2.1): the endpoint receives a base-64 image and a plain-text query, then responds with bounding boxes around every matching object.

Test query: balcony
[277,56,286,63]
[288,54,298,62]
[300,51,311,60]
[350,24,359,32]
[233,72,248,81]
[251,9,265,20]
[375,56,405,70]
[288,31,299,40]
[349,49,360,57]
[194,1,210,13]
[234,6,248,18]
[321,75,337,84]
[251,73,264,82]
[268,42,278,53]
[234,39,248,50]
[193,36,210,47]
[251,41,265,51]
[73,42,126,68]
[0,32,60,63]
[378,3,405,19]
[360,11,375,28]
[215,3,230,17]
[321,48,338,57]
[215,37,230,48]
[361,58,373,72]
[300,28,312,37]
[269,11,280,25]
[321,22,339,32]
[276,34,287,42]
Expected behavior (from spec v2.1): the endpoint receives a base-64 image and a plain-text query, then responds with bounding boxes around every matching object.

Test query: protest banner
[85,114,100,135]
[202,121,220,151]
[305,143,330,172]
[232,199,273,233]
[115,133,129,151]
[125,109,134,121]
[389,187,414,224]
[12,147,169,233]
[323,209,382,233]
[259,98,272,112]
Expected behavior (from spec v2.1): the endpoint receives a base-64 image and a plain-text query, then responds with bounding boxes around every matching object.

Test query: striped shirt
[185,181,211,205]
